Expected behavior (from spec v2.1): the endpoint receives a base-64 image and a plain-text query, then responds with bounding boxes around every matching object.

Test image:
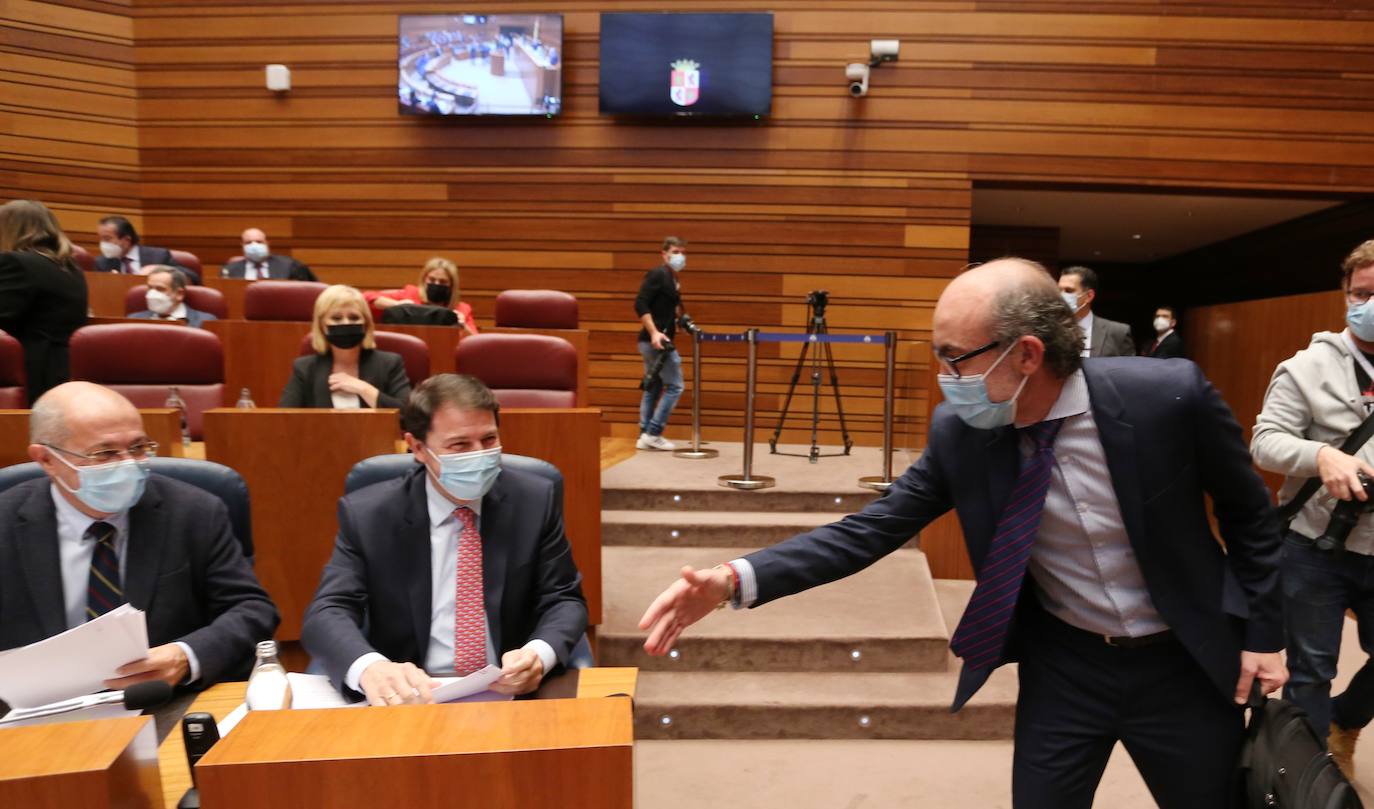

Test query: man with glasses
[0,382,278,688]
[640,258,1285,808]
[1253,238,1374,777]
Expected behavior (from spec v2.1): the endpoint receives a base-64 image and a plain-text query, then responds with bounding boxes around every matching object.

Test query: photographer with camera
[1252,239,1374,776]
[633,236,688,451]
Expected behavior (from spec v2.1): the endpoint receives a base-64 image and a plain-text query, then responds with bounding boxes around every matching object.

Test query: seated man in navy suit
[220,228,317,282]
[301,374,587,706]
[640,258,1287,808]
[128,267,217,328]
[0,382,278,688]
[95,216,200,284]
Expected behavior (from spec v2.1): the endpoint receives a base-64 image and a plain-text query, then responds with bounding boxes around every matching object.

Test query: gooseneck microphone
[0,680,173,725]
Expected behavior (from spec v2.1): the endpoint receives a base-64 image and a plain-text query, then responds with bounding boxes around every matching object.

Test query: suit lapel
[311,355,332,406]
[478,478,510,655]
[1089,319,1107,357]
[15,486,66,638]
[402,472,434,660]
[1083,366,1150,553]
[123,481,167,611]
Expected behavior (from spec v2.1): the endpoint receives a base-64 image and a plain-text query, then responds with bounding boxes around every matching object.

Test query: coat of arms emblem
[670,59,700,107]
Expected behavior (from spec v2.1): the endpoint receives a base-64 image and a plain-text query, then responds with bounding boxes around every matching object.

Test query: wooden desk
[485,326,591,407]
[2,715,161,809]
[0,408,186,468]
[203,277,249,319]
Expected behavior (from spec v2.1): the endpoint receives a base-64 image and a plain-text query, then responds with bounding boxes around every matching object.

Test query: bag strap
[1277,408,1374,523]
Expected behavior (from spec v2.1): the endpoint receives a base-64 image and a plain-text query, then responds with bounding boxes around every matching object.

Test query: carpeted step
[601,486,880,514]
[601,510,857,547]
[599,546,949,673]
[632,668,1017,740]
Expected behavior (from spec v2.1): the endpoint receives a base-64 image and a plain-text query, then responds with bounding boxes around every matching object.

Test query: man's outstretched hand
[639,565,732,656]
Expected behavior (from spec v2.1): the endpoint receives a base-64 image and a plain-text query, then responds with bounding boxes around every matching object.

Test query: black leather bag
[380,304,458,326]
[1237,692,1362,808]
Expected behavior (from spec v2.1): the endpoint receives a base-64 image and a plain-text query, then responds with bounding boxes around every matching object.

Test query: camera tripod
[768,296,853,462]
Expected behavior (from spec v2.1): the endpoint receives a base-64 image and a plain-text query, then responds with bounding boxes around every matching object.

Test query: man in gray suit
[1058,266,1134,358]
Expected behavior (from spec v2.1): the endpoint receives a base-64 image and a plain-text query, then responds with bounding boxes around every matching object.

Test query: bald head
[241,228,266,245]
[30,382,142,445]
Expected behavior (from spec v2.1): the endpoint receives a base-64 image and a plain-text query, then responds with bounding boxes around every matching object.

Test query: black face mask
[425,282,453,306]
[325,323,366,349]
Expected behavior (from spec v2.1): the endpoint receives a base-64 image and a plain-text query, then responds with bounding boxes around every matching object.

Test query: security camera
[870,39,900,64]
[846,63,870,97]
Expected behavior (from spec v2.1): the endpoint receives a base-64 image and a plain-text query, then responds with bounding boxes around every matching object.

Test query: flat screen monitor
[398,14,563,116]
[599,12,773,117]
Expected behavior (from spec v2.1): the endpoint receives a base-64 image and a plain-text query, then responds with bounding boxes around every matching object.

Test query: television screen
[599,13,773,117]
[398,14,563,116]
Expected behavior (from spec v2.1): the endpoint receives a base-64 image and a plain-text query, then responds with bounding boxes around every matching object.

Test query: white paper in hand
[0,605,149,708]
[431,665,506,703]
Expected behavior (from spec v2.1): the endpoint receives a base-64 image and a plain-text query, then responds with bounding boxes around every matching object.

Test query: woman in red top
[363,257,479,336]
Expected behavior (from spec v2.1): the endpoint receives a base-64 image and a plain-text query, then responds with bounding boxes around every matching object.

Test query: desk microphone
[0,680,172,725]
[177,711,220,809]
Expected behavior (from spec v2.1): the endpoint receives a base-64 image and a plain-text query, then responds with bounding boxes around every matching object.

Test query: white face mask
[1153,317,1172,334]
[146,289,175,315]
[666,253,686,272]
[1060,291,1080,311]
[99,241,124,260]
[243,242,269,262]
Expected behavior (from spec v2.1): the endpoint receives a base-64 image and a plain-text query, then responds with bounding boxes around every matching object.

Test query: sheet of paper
[0,702,138,729]
[431,665,505,704]
[217,702,249,737]
[285,673,364,710]
[0,605,149,708]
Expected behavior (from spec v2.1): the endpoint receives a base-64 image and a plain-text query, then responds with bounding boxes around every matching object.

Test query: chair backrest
[0,330,26,407]
[0,459,253,559]
[69,324,225,440]
[380,305,458,327]
[494,290,579,329]
[169,250,202,279]
[70,244,97,273]
[123,284,229,319]
[455,333,577,408]
[296,331,430,387]
[243,280,326,321]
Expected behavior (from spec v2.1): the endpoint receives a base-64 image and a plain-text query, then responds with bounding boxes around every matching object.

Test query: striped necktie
[949,418,1065,671]
[85,521,124,620]
[452,507,488,676]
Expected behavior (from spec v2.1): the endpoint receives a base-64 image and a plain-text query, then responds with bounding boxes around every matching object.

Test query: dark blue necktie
[949,418,1065,671]
[85,521,124,620]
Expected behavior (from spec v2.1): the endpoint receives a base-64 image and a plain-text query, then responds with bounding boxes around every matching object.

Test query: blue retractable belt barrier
[755,332,890,345]
[695,333,749,343]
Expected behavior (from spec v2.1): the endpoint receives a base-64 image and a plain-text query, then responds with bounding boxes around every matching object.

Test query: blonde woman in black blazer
[279,285,411,408]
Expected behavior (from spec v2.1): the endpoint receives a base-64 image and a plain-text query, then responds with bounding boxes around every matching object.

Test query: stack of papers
[285,665,508,709]
[0,605,148,709]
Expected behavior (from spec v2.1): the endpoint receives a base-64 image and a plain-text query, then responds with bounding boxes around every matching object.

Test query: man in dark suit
[128,267,217,328]
[640,258,1286,808]
[95,216,200,284]
[220,228,317,281]
[1058,265,1134,357]
[1143,305,1184,359]
[301,374,587,706]
[0,382,278,688]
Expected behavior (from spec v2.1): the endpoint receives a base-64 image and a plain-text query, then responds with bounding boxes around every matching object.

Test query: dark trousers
[1281,531,1374,740]
[1012,606,1244,809]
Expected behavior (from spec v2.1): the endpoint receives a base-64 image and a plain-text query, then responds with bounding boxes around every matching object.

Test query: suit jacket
[129,307,217,329]
[300,465,588,694]
[0,250,88,404]
[1089,314,1135,357]
[1145,331,1185,360]
[95,245,201,285]
[220,255,317,282]
[742,358,1282,711]
[0,475,280,685]
[277,349,411,408]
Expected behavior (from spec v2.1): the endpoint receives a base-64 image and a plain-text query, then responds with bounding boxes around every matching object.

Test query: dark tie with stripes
[85,521,124,620]
[949,418,1065,672]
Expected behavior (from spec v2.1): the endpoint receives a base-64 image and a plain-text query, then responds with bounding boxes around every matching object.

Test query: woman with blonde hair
[363,257,479,336]
[279,284,411,408]
[0,200,88,403]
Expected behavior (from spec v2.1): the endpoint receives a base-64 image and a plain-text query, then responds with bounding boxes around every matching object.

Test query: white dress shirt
[1079,311,1095,357]
[124,245,142,274]
[344,475,556,692]
[243,260,270,280]
[51,484,201,681]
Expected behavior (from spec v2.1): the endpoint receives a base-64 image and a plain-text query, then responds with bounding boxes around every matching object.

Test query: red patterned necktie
[121,257,134,274]
[452,507,488,676]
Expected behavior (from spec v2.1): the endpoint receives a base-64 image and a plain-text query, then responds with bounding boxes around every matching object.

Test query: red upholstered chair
[243,281,326,321]
[69,324,224,439]
[296,331,430,387]
[122,284,229,318]
[70,244,97,273]
[493,290,579,329]
[0,330,26,408]
[455,333,577,407]
[169,250,202,280]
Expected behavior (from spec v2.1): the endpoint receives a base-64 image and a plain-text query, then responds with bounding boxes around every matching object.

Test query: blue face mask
[426,445,501,501]
[936,341,1029,430]
[52,454,149,514]
[1348,301,1374,342]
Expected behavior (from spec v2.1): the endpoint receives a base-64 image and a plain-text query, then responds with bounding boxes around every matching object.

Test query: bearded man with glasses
[0,381,278,689]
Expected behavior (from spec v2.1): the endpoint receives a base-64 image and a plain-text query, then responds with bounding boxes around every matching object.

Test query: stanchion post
[859,331,898,492]
[673,329,718,459]
[719,329,775,490]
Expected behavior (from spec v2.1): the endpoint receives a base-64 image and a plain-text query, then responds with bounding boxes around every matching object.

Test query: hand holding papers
[0,604,149,709]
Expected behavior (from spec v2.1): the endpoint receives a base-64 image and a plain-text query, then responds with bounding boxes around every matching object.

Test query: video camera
[640,338,676,391]
[807,289,829,318]
[678,313,701,336]
[1317,472,1374,553]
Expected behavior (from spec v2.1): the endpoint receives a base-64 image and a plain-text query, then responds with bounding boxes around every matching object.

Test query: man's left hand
[492,649,544,695]
[105,643,189,689]
[1234,650,1288,705]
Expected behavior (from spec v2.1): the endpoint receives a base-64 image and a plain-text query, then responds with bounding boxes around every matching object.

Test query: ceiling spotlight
[1131,234,1142,240]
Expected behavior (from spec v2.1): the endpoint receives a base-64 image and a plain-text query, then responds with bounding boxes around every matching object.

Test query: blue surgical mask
[52,454,149,514]
[1061,291,1080,311]
[1348,301,1374,342]
[936,341,1029,430]
[427,445,501,501]
[667,253,686,272]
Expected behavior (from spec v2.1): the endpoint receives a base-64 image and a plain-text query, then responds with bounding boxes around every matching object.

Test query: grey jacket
[1090,315,1135,358]
[1251,330,1374,554]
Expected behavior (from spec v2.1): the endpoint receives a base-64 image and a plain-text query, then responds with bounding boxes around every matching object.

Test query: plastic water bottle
[235,387,256,409]
[245,641,292,711]
[165,386,191,446]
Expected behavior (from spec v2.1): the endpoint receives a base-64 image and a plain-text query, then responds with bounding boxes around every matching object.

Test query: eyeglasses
[1348,290,1374,306]
[934,340,1001,379]
[44,441,158,465]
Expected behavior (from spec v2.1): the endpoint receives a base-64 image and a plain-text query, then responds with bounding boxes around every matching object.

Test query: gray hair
[145,265,188,292]
[29,395,68,445]
[988,259,1084,379]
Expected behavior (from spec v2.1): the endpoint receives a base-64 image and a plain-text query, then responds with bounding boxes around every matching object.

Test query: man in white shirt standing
[1058,265,1135,358]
